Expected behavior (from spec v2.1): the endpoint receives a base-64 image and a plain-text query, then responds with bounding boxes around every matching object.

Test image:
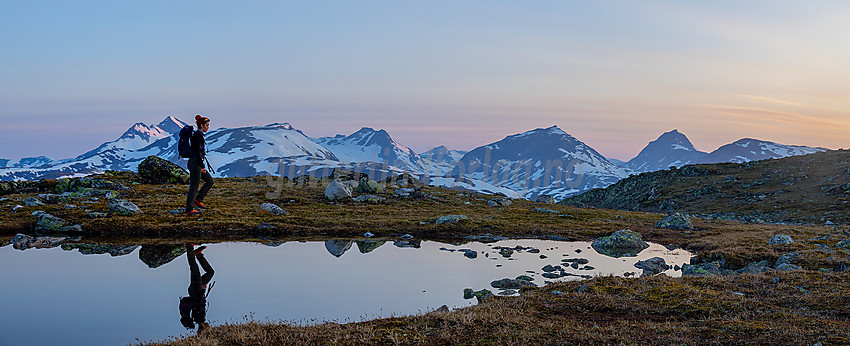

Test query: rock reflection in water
[324,240,353,257]
[140,244,187,268]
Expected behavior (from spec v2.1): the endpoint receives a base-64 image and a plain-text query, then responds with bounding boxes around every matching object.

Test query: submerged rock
[591,229,649,258]
[460,249,478,259]
[324,180,352,201]
[655,212,693,230]
[634,257,671,276]
[108,199,142,216]
[490,278,538,290]
[137,156,189,184]
[769,234,794,246]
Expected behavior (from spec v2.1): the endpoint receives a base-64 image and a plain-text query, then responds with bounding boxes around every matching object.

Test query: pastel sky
[2,1,850,161]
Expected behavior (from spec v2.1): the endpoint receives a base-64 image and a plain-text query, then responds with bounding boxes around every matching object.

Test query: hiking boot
[193,246,206,255]
[194,199,207,209]
[186,210,201,216]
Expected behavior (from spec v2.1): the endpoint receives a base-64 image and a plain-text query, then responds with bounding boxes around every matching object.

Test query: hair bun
[195,115,203,121]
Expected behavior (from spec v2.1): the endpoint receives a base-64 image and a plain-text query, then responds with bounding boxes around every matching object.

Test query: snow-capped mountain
[0,156,60,169]
[447,126,629,200]
[626,129,708,173]
[193,123,339,177]
[314,127,423,172]
[73,116,189,164]
[419,145,468,176]
[699,138,828,164]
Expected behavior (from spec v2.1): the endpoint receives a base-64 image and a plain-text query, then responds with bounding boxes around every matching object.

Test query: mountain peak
[264,123,296,130]
[625,129,707,173]
[157,116,188,133]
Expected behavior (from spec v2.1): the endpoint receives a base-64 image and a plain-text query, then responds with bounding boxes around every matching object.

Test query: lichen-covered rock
[487,198,513,207]
[138,244,186,268]
[436,215,468,224]
[352,195,387,204]
[137,156,189,184]
[384,173,423,187]
[655,212,693,230]
[354,179,385,194]
[634,257,671,276]
[775,263,802,271]
[533,208,560,214]
[775,252,800,267]
[327,168,367,182]
[324,180,352,201]
[591,229,649,258]
[682,263,715,276]
[260,203,288,215]
[535,195,555,204]
[736,260,773,274]
[23,197,44,207]
[490,278,538,289]
[769,234,794,246]
[35,212,67,231]
[394,188,415,197]
[108,199,142,216]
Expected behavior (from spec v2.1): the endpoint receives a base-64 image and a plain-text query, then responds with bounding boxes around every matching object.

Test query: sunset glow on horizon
[2,1,850,161]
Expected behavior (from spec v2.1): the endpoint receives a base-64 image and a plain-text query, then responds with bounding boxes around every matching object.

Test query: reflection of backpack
[179,296,197,319]
[178,125,195,159]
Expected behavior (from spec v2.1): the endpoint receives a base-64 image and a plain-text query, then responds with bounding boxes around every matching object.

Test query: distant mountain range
[624,129,827,174]
[0,117,830,199]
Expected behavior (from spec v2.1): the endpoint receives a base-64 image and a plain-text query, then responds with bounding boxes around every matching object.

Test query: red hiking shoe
[193,246,207,255]
[194,199,207,209]
[186,210,201,216]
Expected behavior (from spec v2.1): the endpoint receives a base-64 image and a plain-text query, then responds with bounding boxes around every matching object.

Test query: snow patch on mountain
[314,127,423,171]
[449,125,628,200]
[700,138,827,164]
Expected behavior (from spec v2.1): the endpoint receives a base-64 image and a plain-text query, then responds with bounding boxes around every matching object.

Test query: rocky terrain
[2,152,849,345]
[562,149,850,225]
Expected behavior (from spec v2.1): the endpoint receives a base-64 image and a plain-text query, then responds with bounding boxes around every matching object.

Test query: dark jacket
[191,130,206,160]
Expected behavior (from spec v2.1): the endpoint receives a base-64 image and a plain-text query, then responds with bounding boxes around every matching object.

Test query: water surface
[0,238,691,345]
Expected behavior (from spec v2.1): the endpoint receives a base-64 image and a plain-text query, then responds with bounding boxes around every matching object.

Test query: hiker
[185,114,214,215]
[180,243,215,333]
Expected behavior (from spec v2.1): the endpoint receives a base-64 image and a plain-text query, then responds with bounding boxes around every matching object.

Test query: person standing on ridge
[185,115,214,215]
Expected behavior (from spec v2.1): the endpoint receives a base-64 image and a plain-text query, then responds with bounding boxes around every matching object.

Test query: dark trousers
[187,244,214,298]
[186,157,213,212]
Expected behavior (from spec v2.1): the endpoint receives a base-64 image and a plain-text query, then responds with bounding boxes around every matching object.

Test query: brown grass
[147,271,850,345]
[2,172,849,345]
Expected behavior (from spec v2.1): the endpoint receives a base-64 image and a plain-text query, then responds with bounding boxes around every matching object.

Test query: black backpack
[178,125,195,159]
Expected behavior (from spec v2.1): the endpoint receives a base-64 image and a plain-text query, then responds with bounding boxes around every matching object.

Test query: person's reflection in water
[179,243,214,333]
